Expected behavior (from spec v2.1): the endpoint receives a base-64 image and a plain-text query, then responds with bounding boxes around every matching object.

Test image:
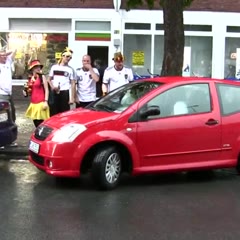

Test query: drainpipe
[113,0,121,12]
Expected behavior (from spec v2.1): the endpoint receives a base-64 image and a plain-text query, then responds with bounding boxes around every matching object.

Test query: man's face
[82,56,91,70]
[114,60,124,70]
[0,53,7,64]
[61,54,72,64]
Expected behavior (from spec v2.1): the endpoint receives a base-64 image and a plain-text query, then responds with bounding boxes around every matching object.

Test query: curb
[0,147,29,159]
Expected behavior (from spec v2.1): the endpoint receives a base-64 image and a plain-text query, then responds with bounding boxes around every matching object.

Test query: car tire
[92,146,122,190]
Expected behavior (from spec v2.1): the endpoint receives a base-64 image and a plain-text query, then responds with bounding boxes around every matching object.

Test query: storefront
[1,7,240,80]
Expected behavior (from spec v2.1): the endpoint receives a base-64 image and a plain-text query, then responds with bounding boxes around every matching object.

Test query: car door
[135,83,222,168]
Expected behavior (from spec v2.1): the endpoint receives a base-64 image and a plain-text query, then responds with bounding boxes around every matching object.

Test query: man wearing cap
[48,47,76,116]
[102,52,133,95]
[75,54,99,108]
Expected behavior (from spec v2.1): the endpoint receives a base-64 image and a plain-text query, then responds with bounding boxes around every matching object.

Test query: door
[135,83,222,168]
[87,46,108,69]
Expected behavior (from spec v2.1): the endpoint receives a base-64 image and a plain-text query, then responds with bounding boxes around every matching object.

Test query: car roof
[141,76,240,86]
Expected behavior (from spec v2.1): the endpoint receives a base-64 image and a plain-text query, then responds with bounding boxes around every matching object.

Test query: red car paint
[28,77,240,183]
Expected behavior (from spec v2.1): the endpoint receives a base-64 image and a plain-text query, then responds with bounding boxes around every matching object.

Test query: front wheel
[92,146,122,190]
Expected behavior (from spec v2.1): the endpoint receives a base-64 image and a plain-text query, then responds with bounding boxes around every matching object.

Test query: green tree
[126,0,194,76]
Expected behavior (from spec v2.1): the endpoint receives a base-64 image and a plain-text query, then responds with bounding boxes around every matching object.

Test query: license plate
[29,140,40,154]
[0,113,7,122]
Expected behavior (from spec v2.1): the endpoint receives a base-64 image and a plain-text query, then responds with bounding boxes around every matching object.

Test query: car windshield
[87,81,162,113]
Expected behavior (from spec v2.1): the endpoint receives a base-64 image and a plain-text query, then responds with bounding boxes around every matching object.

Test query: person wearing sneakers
[24,60,50,127]
[102,52,134,96]
[0,48,18,148]
[48,47,76,116]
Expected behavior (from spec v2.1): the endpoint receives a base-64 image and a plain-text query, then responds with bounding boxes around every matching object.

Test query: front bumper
[28,139,85,178]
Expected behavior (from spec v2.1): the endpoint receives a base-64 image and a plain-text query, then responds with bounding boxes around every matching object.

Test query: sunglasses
[63,55,72,59]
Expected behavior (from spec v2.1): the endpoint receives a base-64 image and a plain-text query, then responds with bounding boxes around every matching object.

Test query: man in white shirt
[0,48,17,147]
[102,52,133,96]
[75,55,99,108]
[48,47,76,116]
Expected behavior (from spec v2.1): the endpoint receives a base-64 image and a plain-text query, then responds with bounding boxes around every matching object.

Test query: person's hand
[42,101,48,110]
[69,99,74,105]
[83,63,92,70]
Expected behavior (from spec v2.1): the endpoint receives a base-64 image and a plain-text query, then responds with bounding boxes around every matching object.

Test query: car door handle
[205,119,219,126]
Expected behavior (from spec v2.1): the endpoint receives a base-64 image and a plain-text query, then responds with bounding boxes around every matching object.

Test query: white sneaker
[9,142,18,147]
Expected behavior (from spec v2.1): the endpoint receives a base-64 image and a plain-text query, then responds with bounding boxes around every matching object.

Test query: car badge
[38,126,44,136]
[124,74,128,79]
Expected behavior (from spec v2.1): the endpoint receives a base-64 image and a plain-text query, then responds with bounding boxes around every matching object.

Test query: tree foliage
[126,0,194,76]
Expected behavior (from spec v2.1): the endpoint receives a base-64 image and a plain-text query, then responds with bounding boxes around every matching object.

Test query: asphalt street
[1,159,240,240]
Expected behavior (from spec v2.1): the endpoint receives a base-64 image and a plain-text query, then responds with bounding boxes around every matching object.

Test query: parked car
[28,76,240,190]
[0,100,18,147]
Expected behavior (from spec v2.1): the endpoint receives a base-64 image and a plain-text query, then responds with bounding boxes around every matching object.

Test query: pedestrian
[102,52,134,96]
[0,48,18,147]
[24,60,50,127]
[75,54,99,108]
[93,58,105,98]
[47,47,75,116]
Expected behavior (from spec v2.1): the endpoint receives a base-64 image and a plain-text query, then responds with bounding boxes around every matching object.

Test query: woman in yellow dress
[24,60,50,127]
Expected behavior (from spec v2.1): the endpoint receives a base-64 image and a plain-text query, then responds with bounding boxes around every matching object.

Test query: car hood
[43,108,119,129]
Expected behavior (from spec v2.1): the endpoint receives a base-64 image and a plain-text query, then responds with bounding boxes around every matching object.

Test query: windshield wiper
[95,104,113,112]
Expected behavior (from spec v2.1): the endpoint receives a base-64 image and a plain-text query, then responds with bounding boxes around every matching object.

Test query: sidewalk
[0,98,34,158]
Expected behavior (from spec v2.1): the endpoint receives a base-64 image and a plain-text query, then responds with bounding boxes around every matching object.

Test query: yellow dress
[25,75,50,120]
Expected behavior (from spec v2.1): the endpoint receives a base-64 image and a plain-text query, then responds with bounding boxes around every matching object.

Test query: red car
[28,77,240,190]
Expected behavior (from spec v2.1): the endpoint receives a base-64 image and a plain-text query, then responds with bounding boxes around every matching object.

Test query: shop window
[154,35,212,77]
[123,35,151,76]
[0,32,68,79]
[224,37,240,79]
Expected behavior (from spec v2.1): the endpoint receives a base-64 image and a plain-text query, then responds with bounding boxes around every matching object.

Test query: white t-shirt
[103,66,134,92]
[49,64,75,91]
[76,67,99,102]
[0,56,13,95]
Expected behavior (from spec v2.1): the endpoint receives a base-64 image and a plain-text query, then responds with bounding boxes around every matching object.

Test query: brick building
[0,0,240,80]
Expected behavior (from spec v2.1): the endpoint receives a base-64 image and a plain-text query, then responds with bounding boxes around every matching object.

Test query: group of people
[0,46,134,140]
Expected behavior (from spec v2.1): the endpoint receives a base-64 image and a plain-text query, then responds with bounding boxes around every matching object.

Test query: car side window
[217,83,240,115]
[142,83,211,119]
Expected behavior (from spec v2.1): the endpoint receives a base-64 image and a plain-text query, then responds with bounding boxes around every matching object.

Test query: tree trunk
[161,0,185,76]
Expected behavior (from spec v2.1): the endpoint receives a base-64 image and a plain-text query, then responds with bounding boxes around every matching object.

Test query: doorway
[87,46,109,69]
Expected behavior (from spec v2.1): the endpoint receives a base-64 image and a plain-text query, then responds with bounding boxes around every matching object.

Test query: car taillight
[0,102,10,110]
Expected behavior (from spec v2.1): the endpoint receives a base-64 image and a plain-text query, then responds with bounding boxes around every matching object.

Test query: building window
[75,21,111,31]
[125,23,151,30]
[123,34,151,76]
[0,32,68,79]
[227,26,240,33]
[156,24,212,31]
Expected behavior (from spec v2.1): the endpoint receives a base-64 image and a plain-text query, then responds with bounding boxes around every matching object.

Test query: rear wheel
[92,146,122,190]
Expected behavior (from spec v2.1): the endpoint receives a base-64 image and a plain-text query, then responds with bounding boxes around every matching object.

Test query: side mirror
[140,105,160,119]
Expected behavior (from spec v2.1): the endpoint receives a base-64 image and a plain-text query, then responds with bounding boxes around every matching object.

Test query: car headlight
[52,124,87,143]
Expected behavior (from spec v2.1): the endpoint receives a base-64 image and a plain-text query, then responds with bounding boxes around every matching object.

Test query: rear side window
[217,83,240,115]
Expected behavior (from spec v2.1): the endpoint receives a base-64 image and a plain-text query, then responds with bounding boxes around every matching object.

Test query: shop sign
[132,51,144,66]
